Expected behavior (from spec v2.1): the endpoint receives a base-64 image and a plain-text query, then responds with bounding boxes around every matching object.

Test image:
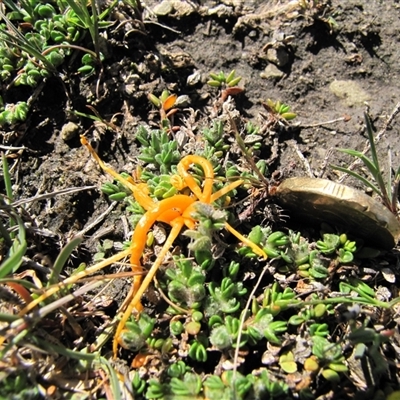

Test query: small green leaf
[225,69,236,83]
[322,368,340,383]
[207,79,222,87]
[227,76,242,87]
[279,351,298,373]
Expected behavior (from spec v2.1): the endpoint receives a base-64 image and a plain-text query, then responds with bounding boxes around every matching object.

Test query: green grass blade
[2,0,22,13]
[64,0,91,24]
[63,0,100,59]
[33,337,98,362]
[337,148,379,177]
[364,112,380,174]
[0,312,20,323]
[18,0,34,14]
[48,236,84,286]
[90,0,100,58]
[98,0,119,20]
[0,218,12,246]
[0,12,57,72]
[100,357,122,400]
[1,153,15,237]
[331,164,382,196]
[0,328,30,358]
[0,215,27,279]
[364,112,389,200]
[2,154,13,202]
[0,278,37,290]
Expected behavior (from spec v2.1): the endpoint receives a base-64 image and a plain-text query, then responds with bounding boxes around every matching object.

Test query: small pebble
[61,121,79,141]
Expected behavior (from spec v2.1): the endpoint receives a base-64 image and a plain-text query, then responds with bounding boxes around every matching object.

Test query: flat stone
[171,0,196,16]
[329,80,371,107]
[260,64,284,80]
[153,0,173,16]
[61,122,79,141]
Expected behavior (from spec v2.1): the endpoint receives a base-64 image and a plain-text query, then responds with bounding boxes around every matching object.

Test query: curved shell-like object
[275,177,400,250]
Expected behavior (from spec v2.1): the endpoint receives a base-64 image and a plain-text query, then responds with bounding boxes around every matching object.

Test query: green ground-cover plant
[237,224,357,279]
[73,114,400,398]
[207,69,242,88]
[0,98,29,126]
[0,0,126,125]
[263,98,297,121]
[148,89,180,124]
[207,69,244,102]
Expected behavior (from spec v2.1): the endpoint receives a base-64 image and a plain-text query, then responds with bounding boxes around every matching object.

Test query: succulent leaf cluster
[207,69,242,88]
[136,127,181,174]
[0,0,114,125]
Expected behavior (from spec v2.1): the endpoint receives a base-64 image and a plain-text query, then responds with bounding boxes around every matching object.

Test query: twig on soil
[233,261,272,382]
[11,186,97,207]
[289,140,314,177]
[33,279,111,319]
[144,20,181,34]
[22,257,53,275]
[0,145,27,151]
[299,114,351,129]
[4,279,106,348]
[87,226,118,244]
[83,271,133,311]
[318,147,335,178]
[77,201,118,237]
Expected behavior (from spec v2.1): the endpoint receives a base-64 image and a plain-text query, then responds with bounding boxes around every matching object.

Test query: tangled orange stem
[79,135,267,358]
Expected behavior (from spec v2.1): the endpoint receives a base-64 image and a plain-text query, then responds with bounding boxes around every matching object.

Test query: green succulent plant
[0,101,29,126]
[188,334,208,362]
[238,226,290,259]
[247,370,289,399]
[206,277,247,315]
[101,171,133,201]
[165,256,206,310]
[312,336,348,382]
[247,307,288,345]
[289,298,333,328]
[263,99,297,120]
[204,371,252,400]
[118,313,155,352]
[202,120,231,156]
[136,128,181,174]
[209,315,248,350]
[207,69,242,88]
[145,379,169,399]
[184,202,227,269]
[169,371,202,397]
